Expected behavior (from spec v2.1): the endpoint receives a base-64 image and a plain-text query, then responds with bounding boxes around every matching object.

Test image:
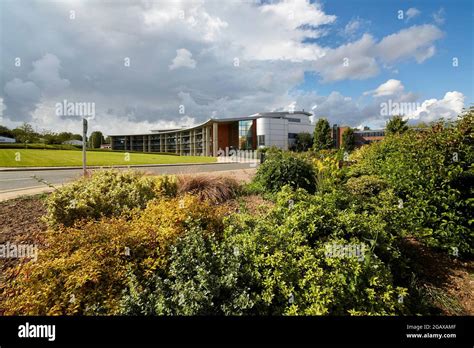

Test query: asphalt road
[0,162,255,194]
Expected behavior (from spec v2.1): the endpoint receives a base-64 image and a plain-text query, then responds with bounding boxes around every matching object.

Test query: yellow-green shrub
[44,170,157,227]
[153,175,178,197]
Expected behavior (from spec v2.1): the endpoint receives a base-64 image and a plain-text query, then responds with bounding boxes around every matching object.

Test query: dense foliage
[0,123,83,144]
[385,116,409,135]
[254,150,317,193]
[342,128,355,151]
[44,170,158,227]
[349,109,473,256]
[312,118,333,151]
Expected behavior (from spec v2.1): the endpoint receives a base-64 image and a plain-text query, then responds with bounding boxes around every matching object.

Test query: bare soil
[402,237,473,315]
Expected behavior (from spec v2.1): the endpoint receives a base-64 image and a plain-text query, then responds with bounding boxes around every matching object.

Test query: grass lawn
[0,149,216,167]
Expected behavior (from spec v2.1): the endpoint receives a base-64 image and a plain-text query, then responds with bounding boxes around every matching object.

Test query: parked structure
[62,139,83,146]
[109,111,314,156]
[0,136,16,143]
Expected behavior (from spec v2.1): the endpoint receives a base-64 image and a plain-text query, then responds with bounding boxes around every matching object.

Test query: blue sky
[297,0,473,105]
[1,0,472,134]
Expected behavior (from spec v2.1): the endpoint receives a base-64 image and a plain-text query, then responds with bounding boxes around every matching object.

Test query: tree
[295,132,313,152]
[386,116,409,135]
[313,118,333,151]
[40,130,60,145]
[71,134,83,141]
[57,132,75,143]
[89,131,104,148]
[342,128,355,152]
[12,123,37,144]
[0,125,15,138]
[412,121,428,129]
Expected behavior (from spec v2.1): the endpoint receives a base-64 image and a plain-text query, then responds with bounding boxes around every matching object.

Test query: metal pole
[82,118,88,176]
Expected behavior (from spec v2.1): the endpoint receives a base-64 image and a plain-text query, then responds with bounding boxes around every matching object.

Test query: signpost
[82,118,88,176]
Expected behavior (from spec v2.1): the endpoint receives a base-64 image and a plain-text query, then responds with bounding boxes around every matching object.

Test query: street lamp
[82,118,88,176]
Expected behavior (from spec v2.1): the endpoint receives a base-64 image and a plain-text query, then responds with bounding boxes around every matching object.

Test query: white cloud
[312,24,443,82]
[312,34,379,82]
[406,8,421,21]
[376,24,443,63]
[406,91,464,122]
[364,79,405,97]
[433,8,446,25]
[342,18,363,37]
[344,19,361,36]
[169,48,196,70]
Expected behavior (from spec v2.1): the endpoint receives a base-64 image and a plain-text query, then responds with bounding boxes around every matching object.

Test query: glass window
[258,135,265,146]
[238,120,253,150]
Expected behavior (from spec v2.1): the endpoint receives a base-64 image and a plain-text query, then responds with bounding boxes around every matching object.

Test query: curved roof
[108,111,312,137]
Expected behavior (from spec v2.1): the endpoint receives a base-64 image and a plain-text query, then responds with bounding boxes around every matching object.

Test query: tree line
[292,115,411,153]
[0,123,109,148]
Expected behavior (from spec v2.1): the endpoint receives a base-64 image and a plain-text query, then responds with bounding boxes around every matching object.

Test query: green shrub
[44,170,157,227]
[345,175,389,197]
[349,110,474,256]
[254,151,317,193]
[224,188,408,315]
[121,224,253,315]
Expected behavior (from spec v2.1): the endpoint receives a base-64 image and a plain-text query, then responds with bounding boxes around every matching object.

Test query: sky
[0,0,472,135]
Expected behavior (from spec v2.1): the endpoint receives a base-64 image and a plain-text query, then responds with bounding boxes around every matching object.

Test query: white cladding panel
[256,113,313,150]
[256,117,288,150]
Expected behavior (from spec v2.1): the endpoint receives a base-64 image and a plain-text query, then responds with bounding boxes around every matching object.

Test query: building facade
[109,111,314,156]
[332,124,385,148]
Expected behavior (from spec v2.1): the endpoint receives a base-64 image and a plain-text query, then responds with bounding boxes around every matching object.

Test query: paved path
[0,162,256,201]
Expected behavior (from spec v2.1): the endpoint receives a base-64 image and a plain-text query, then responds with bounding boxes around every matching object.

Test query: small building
[108,111,315,156]
[0,136,16,143]
[332,124,385,148]
[62,139,83,146]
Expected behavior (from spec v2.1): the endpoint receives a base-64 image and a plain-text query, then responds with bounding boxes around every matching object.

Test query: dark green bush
[254,151,317,193]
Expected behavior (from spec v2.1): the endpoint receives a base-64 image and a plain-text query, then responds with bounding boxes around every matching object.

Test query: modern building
[0,136,16,143]
[332,124,385,148]
[109,111,314,156]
